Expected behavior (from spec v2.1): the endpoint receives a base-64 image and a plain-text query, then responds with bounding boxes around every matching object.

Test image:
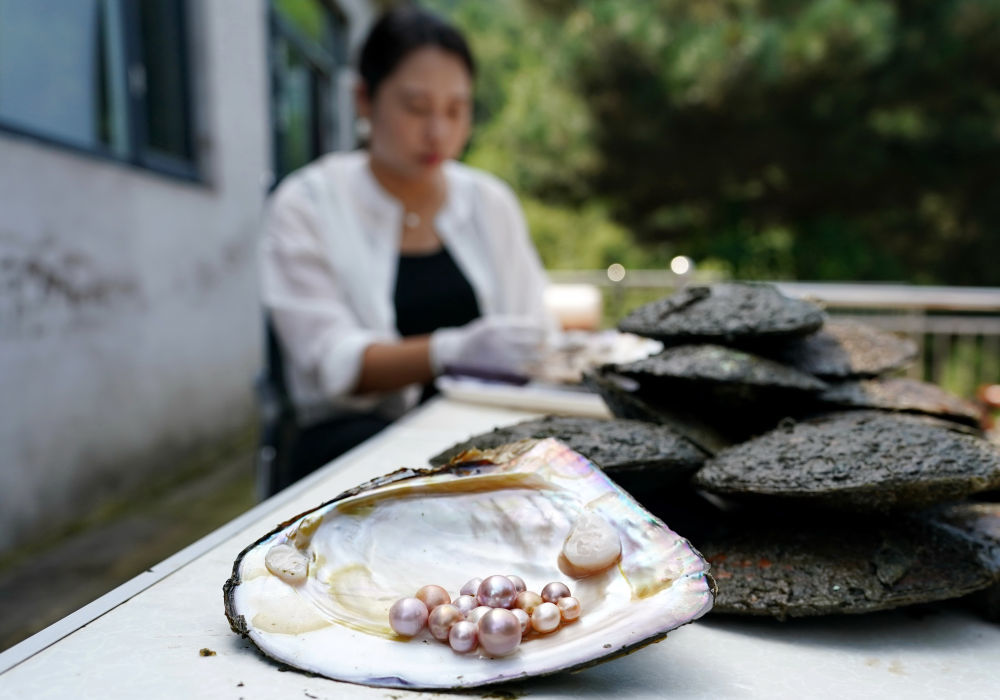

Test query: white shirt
[260,150,551,424]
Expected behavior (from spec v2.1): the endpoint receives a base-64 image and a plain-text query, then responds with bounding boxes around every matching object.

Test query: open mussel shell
[223,439,716,689]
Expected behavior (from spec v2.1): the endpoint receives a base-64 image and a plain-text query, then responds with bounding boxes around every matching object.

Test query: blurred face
[359,46,473,181]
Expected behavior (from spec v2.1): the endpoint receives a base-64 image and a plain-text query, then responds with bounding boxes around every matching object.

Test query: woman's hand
[430,316,548,376]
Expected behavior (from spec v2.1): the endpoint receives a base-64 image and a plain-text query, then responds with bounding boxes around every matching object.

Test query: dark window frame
[0,0,200,183]
[268,0,348,187]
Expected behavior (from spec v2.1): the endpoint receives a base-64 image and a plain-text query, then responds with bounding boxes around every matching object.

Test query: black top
[394,245,481,338]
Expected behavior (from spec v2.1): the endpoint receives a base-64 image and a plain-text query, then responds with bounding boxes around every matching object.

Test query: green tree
[427,0,1000,284]
[538,0,1000,283]
[424,0,648,270]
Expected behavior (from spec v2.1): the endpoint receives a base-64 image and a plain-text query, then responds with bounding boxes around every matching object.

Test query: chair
[254,317,300,499]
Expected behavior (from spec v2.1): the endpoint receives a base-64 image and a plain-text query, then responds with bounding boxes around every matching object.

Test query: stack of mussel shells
[432,282,1000,621]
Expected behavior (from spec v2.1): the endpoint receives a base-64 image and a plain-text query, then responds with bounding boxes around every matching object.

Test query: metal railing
[547,270,1000,399]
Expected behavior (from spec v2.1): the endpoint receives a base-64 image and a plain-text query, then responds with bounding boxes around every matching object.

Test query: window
[269,0,347,184]
[0,0,197,179]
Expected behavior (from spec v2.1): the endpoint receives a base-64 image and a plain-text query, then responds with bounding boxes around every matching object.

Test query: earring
[355,117,371,142]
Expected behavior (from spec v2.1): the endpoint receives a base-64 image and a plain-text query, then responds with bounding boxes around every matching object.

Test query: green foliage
[428,0,601,200]
[273,0,329,42]
[522,198,670,270]
[425,0,654,264]
[568,0,1000,284]
[424,0,1000,284]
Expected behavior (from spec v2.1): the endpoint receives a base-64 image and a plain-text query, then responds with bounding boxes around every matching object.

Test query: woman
[260,7,554,489]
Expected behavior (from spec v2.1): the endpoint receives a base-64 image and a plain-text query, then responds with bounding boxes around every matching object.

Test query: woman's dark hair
[359,6,476,98]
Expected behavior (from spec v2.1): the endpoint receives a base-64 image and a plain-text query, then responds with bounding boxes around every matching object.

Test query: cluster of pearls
[388,574,581,657]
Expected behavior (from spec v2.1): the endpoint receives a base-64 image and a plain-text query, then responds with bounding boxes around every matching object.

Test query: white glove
[429,315,547,376]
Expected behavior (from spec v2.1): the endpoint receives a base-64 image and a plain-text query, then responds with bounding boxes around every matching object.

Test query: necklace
[404,212,421,229]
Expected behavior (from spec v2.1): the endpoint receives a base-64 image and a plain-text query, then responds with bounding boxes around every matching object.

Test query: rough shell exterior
[926,501,1000,621]
[610,344,829,393]
[602,344,830,442]
[693,411,1000,511]
[818,377,983,427]
[617,282,826,345]
[429,415,708,481]
[760,319,918,379]
[582,369,732,454]
[928,501,1000,564]
[699,513,995,619]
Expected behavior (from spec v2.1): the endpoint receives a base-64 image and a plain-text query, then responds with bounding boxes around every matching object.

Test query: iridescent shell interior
[224,438,715,689]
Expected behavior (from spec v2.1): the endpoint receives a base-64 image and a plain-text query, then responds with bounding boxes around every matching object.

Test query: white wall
[0,1,271,553]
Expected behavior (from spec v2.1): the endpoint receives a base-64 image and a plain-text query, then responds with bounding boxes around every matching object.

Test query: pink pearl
[540,581,571,604]
[428,603,464,641]
[449,620,478,653]
[415,584,450,611]
[453,594,478,616]
[511,607,530,634]
[466,606,492,624]
[460,577,483,597]
[531,602,561,634]
[388,597,428,637]
[514,591,543,615]
[478,608,522,656]
[557,596,581,622]
[477,575,517,608]
[506,574,527,593]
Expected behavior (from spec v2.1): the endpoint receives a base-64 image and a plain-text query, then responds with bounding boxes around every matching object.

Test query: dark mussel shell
[757,319,918,379]
[694,411,1000,512]
[618,282,826,346]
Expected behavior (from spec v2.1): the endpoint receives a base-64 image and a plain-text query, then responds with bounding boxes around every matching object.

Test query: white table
[2,397,999,699]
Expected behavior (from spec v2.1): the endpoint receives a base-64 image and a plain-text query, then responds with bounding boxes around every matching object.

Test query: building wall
[0,1,273,553]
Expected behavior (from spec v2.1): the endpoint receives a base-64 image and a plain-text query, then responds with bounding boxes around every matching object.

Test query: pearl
[557,596,581,622]
[562,511,622,575]
[531,602,561,634]
[510,607,530,634]
[460,577,483,597]
[264,544,309,584]
[466,606,492,624]
[428,603,464,642]
[388,597,428,637]
[478,608,522,656]
[540,581,572,604]
[449,620,478,653]
[506,575,527,593]
[514,591,543,615]
[477,575,517,609]
[415,584,451,611]
[453,594,478,616]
